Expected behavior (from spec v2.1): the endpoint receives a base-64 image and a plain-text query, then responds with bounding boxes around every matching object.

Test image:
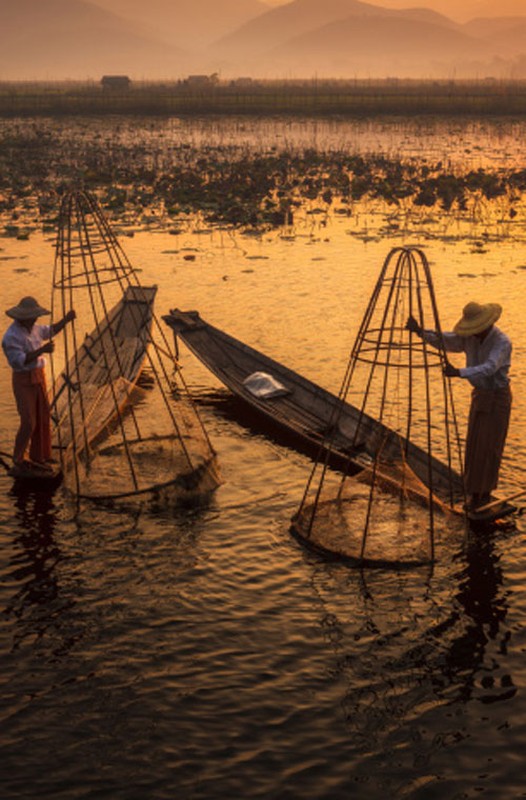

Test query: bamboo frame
[293,246,466,567]
[49,189,219,503]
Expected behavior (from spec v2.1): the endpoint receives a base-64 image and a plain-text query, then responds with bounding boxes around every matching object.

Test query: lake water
[1,116,526,799]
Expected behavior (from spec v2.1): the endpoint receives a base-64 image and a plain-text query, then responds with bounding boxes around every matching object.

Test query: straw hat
[453,301,502,336]
[6,296,50,320]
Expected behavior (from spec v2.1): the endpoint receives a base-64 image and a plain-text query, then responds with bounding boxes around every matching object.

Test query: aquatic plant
[1,120,526,233]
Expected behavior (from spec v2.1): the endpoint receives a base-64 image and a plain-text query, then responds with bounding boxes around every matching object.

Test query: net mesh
[293,459,463,567]
[50,190,220,503]
[292,247,466,567]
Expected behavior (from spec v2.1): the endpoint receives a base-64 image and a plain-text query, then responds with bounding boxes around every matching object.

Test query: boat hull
[163,310,517,525]
[164,310,464,500]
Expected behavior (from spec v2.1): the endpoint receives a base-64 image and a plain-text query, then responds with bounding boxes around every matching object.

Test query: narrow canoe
[163,309,517,524]
[51,284,156,462]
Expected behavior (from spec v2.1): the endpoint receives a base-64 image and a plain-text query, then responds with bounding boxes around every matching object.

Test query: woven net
[292,457,464,567]
[292,247,467,567]
[50,190,220,503]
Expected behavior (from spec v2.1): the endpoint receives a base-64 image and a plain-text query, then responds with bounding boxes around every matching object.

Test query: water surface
[1,117,526,800]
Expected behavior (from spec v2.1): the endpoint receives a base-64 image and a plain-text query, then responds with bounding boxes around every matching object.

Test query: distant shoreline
[2,79,526,116]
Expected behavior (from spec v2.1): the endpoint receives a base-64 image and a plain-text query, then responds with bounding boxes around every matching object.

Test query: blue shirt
[423,325,511,390]
[2,320,51,372]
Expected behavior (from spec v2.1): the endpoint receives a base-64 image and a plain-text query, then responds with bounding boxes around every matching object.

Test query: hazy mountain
[266,13,489,77]
[0,0,189,79]
[207,0,526,78]
[96,0,269,50]
[464,17,526,53]
[3,0,526,80]
[342,0,526,23]
[211,0,460,59]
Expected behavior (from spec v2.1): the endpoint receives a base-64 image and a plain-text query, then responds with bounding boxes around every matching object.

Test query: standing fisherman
[2,296,75,478]
[406,301,512,511]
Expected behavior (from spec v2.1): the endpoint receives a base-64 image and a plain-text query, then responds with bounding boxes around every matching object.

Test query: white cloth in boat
[243,371,290,399]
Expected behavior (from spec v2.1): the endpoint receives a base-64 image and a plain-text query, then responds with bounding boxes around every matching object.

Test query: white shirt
[2,320,51,372]
[423,325,511,390]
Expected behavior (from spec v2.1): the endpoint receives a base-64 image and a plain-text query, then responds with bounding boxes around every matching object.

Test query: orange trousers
[12,367,52,464]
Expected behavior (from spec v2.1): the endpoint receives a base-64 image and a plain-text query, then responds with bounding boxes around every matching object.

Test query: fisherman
[2,296,76,478]
[406,301,512,511]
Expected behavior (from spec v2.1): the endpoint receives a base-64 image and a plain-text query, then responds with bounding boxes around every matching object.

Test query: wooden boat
[5,458,62,485]
[163,309,517,524]
[51,284,156,464]
[50,286,220,503]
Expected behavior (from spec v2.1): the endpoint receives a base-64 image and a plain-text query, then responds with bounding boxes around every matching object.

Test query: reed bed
[1,117,526,233]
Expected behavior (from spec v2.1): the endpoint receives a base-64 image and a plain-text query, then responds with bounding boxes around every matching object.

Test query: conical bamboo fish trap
[49,190,220,504]
[291,247,467,567]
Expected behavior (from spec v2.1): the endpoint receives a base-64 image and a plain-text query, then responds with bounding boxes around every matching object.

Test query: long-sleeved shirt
[422,325,511,390]
[2,320,51,372]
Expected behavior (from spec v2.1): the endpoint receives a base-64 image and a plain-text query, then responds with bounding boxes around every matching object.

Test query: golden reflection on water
[1,120,526,799]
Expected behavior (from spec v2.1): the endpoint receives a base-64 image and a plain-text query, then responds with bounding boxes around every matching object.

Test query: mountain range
[0,0,189,79]
[98,0,267,50]
[2,0,526,80]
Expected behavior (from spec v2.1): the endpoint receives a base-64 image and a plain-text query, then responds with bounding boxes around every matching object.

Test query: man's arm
[51,310,76,336]
[458,338,511,381]
[406,315,465,352]
[24,340,55,365]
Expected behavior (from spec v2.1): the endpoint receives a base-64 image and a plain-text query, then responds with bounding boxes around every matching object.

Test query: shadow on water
[443,533,515,706]
[193,388,341,471]
[304,525,515,793]
[3,482,70,653]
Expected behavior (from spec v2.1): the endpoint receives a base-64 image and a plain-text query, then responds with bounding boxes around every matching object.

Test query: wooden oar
[475,489,526,514]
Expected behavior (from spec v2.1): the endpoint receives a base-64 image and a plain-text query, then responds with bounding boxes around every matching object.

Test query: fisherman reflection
[438,535,515,705]
[5,484,66,650]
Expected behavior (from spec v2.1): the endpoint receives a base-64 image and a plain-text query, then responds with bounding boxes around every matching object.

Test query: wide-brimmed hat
[6,296,51,320]
[453,301,502,336]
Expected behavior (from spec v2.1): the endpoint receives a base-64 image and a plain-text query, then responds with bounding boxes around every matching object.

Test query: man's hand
[52,310,76,335]
[24,340,54,365]
[406,315,422,337]
[443,362,460,378]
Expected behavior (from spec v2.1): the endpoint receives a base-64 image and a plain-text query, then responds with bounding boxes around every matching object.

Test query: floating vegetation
[2,119,526,235]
